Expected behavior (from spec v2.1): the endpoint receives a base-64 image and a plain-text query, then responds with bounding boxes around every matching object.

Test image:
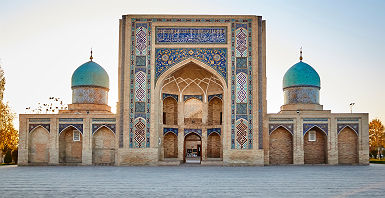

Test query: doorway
[184,132,202,164]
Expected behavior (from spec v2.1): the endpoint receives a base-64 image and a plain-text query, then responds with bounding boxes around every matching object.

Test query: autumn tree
[369,119,385,158]
[0,64,18,163]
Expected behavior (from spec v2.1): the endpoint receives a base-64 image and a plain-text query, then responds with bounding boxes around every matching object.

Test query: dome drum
[283,86,319,105]
[72,87,108,105]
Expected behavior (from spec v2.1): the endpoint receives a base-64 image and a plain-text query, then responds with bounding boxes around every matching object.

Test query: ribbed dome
[71,61,109,89]
[282,61,320,89]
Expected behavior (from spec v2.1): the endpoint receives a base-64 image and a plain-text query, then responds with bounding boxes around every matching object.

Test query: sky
[1,0,385,129]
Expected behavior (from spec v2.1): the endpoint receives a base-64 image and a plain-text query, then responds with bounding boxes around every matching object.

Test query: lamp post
[349,103,355,114]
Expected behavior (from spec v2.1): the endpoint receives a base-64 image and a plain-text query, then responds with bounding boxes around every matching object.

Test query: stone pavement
[1,164,385,198]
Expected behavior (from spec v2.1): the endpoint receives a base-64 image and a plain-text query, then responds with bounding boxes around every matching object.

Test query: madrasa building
[18,15,369,166]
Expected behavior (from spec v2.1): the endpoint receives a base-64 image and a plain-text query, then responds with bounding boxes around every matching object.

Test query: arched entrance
[157,59,226,163]
[338,127,358,164]
[269,127,293,165]
[164,132,178,158]
[184,133,202,163]
[207,132,221,158]
[28,126,50,164]
[92,126,115,165]
[59,126,82,164]
[304,127,327,164]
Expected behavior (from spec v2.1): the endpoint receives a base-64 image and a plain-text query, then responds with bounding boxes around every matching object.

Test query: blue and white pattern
[269,124,294,135]
[156,27,227,44]
[184,95,202,101]
[207,128,221,136]
[303,123,328,136]
[92,124,116,134]
[208,94,223,102]
[29,124,50,133]
[337,123,359,135]
[162,93,178,101]
[155,48,227,82]
[163,128,178,136]
[184,128,202,137]
[58,124,83,134]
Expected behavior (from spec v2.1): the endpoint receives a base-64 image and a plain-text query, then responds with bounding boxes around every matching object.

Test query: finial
[90,48,93,61]
[299,47,303,61]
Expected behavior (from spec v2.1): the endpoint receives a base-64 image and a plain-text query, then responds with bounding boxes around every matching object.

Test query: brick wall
[207,133,221,158]
[208,98,222,125]
[338,128,358,164]
[164,133,178,158]
[29,127,50,163]
[92,127,115,164]
[163,97,178,125]
[59,128,82,163]
[304,130,327,164]
[269,127,293,164]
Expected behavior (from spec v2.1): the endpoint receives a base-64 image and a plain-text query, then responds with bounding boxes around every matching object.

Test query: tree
[0,64,18,163]
[369,119,385,159]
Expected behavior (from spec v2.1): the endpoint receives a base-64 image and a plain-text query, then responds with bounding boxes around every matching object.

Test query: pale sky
[1,0,385,129]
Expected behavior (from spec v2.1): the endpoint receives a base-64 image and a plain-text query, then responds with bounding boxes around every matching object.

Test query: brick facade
[59,128,82,163]
[338,128,358,164]
[269,127,293,164]
[29,127,50,163]
[207,133,221,158]
[304,130,327,164]
[164,133,178,158]
[92,127,115,165]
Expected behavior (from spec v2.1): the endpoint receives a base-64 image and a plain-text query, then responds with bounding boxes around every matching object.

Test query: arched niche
[184,98,203,125]
[163,97,178,125]
[208,97,223,125]
[304,127,327,164]
[59,126,82,163]
[207,132,221,158]
[269,126,293,165]
[338,127,358,164]
[92,126,115,165]
[164,132,178,158]
[28,126,50,164]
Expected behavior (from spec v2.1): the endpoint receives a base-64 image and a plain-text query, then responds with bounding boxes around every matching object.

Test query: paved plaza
[1,164,385,198]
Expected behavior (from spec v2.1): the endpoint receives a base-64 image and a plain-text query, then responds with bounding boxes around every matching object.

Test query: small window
[308,130,316,142]
[73,130,80,141]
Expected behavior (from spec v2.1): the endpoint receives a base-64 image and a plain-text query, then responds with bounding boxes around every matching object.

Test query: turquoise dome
[71,61,109,89]
[283,61,320,89]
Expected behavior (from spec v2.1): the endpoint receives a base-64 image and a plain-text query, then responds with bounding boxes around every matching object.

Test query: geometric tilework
[135,23,147,56]
[163,128,178,136]
[184,128,202,137]
[135,71,146,102]
[235,25,248,57]
[134,117,146,148]
[29,124,50,133]
[303,123,328,136]
[130,20,151,148]
[59,118,83,122]
[236,103,247,114]
[236,57,247,68]
[207,128,221,136]
[269,124,294,135]
[337,123,359,135]
[58,124,83,134]
[235,119,248,149]
[136,56,146,66]
[155,48,227,82]
[92,124,116,134]
[236,72,247,103]
[28,118,50,122]
[156,27,227,44]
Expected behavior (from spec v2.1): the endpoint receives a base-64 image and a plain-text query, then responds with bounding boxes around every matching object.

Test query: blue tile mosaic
[236,103,247,114]
[59,124,83,134]
[156,27,227,44]
[163,128,178,136]
[184,128,202,137]
[207,128,221,136]
[29,124,50,133]
[28,118,50,122]
[236,57,247,68]
[136,56,146,66]
[92,124,116,134]
[135,102,145,113]
[337,123,359,135]
[184,95,202,101]
[303,123,328,136]
[268,124,294,135]
[162,93,178,101]
[208,94,223,102]
[155,48,227,82]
